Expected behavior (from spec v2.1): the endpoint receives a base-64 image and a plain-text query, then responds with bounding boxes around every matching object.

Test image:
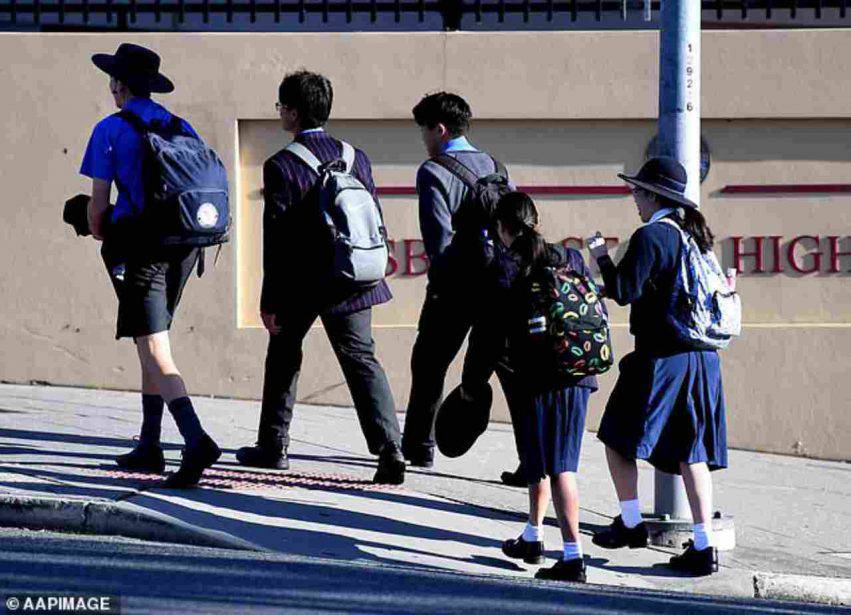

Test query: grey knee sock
[139,394,164,448]
[167,397,205,447]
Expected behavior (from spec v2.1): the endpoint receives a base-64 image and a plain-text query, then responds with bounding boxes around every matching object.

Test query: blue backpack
[118,110,230,247]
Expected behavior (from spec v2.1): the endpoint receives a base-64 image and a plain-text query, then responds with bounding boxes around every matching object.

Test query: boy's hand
[261,311,282,335]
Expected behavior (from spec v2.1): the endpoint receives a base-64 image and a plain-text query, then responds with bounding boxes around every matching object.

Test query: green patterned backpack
[525,266,614,378]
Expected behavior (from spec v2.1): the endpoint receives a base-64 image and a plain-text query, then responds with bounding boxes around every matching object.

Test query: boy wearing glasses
[236,71,405,485]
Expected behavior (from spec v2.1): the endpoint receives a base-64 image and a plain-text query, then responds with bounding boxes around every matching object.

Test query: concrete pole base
[643,512,736,551]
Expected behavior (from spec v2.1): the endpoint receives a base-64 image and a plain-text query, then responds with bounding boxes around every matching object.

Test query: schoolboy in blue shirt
[80,43,220,488]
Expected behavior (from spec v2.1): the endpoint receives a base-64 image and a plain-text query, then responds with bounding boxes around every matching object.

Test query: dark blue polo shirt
[80,97,198,225]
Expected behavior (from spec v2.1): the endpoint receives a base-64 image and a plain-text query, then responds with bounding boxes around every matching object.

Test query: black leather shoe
[535,558,587,583]
[116,444,165,474]
[164,434,221,489]
[402,444,434,469]
[236,443,289,470]
[374,445,406,485]
[591,515,649,549]
[501,536,545,565]
[500,464,527,488]
[668,540,719,576]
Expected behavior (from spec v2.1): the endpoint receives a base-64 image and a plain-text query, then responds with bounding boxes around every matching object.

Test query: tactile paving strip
[86,466,403,492]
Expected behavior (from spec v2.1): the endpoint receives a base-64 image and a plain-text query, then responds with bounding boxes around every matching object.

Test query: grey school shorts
[113,246,200,340]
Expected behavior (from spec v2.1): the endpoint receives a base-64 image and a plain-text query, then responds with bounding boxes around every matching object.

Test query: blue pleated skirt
[519,387,591,483]
[597,350,728,475]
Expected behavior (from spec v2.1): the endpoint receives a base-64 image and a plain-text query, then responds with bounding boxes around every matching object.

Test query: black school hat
[435,383,493,459]
[618,156,698,209]
[92,43,174,94]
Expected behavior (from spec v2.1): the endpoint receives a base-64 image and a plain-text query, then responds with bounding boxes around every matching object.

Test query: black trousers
[259,306,401,455]
[401,287,525,460]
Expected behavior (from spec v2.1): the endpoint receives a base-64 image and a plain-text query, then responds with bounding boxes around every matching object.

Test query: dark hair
[656,195,715,253]
[278,70,333,129]
[494,192,548,276]
[412,92,472,138]
[114,77,150,99]
[128,83,151,98]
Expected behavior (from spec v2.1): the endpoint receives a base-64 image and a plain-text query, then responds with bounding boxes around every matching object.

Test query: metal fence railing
[1,0,848,30]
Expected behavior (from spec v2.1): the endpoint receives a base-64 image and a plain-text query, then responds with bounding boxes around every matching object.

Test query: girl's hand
[586,232,608,260]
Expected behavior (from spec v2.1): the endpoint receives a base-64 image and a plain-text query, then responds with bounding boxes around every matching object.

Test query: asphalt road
[0,529,842,615]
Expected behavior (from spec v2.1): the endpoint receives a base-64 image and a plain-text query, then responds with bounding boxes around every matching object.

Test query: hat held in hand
[63,194,91,236]
[435,383,493,459]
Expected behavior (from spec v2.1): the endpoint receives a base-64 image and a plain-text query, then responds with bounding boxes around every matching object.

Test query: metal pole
[653,0,701,524]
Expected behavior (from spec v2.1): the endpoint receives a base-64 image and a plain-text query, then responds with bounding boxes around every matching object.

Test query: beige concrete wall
[0,31,849,461]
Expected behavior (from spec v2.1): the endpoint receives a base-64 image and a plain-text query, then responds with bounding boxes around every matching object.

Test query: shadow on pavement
[0,533,834,615]
[0,427,239,455]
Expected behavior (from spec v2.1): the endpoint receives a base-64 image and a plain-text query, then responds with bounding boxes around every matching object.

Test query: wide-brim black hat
[618,156,698,209]
[435,383,493,459]
[92,43,174,94]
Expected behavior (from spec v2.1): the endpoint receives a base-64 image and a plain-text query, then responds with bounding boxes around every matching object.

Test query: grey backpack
[285,141,388,289]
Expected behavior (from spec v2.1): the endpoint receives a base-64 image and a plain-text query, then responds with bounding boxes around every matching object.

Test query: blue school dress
[492,244,598,482]
[595,215,728,475]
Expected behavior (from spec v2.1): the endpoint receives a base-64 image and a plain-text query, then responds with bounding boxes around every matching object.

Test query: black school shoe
[535,558,587,583]
[236,443,289,470]
[668,540,719,576]
[164,434,221,489]
[373,445,406,485]
[401,444,434,469]
[116,444,165,474]
[591,515,649,549]
[501,536,545,565]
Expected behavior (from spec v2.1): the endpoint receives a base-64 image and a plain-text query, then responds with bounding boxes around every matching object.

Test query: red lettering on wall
[383,235,850,277]
[404,239,430,276]
[731,236,766,273]
[787,235,822,274]
[827,236,851,273]
[768,235,783,273]
[385,240,398,277]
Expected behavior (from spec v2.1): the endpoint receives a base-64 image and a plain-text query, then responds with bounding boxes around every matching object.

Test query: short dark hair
[114,77,150,99]
[278,71,333,129]
[127,83,151,98]
[412,92,472,138]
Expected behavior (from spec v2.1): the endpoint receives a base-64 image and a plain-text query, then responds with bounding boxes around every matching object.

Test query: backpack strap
[340,141,356,173]
[431,154,480,190]
[657,216,692,243]
[284,141,323,175]
[656,216,694,294]
[286,140,356,176]
[491,156,508,180]
[657,217,681,232]
[117,110,148,134]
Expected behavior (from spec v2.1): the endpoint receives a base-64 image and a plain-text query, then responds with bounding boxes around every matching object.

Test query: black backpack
[117,110,230,247]
[431,154,512,274]
[524,265,614,378]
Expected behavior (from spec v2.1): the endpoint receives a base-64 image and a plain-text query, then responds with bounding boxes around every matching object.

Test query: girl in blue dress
[491,192,599,583]
[587,157,727,576]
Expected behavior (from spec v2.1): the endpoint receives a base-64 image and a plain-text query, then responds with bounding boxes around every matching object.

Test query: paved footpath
[0,384,848,606]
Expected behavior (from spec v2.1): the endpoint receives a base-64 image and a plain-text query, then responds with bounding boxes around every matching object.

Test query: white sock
[693,522,714,551]
[521,521,544,543]
[563,541,583,561]
[619,499,643,529]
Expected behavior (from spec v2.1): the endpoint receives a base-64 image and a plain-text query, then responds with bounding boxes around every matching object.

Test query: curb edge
[0,493,265,553]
